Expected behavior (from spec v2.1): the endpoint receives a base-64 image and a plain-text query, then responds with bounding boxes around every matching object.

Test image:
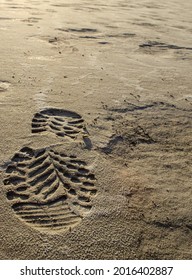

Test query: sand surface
[0,0,192,259]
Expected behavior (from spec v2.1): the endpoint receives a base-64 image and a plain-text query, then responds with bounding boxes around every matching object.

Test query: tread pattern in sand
[3,147,97,231]
[32,108,87,139]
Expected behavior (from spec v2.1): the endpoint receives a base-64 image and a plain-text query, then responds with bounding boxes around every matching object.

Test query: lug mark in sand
[32,108,88,139]
[0,80,11,92]
[3,147,97,231]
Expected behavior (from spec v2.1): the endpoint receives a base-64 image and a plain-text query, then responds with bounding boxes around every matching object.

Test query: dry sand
[0,0,192,259]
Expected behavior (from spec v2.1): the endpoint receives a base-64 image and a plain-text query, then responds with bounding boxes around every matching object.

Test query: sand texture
[0,0,192,259]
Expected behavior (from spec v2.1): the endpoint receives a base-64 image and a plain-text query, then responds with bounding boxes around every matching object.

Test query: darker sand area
[0,0,192,259]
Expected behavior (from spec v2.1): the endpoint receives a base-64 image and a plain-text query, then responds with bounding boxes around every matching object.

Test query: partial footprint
[32,108,88,139]
[3,147,97,232]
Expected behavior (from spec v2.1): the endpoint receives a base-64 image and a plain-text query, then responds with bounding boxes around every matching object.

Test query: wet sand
[0,0,192,259]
